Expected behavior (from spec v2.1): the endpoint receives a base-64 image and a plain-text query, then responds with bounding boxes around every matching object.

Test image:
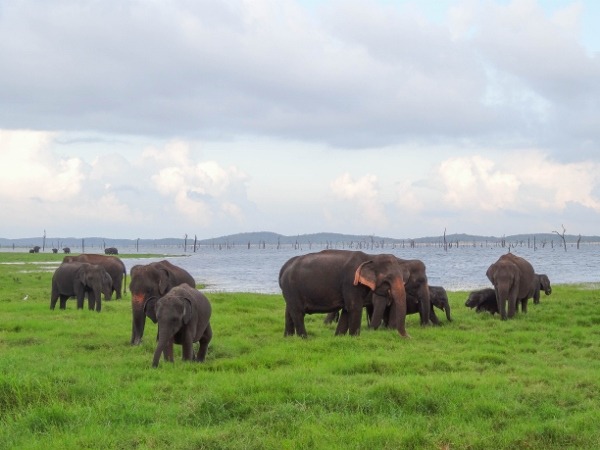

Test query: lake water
[120,242,600,294]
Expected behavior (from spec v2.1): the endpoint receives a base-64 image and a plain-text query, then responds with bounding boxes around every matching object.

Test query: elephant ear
[143,297,159,323]
[182,298,193,325]
[485,265,495,283]
[353,260,377,290]
[158,268,171,295]
[77,264,89,284]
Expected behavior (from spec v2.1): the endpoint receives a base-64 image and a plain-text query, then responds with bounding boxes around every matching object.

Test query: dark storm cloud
[0,0,598,155]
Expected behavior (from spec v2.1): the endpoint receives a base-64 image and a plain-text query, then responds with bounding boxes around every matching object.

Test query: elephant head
[354,254,411,337]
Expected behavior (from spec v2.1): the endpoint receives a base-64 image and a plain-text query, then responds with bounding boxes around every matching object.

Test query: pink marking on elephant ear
[353,261,376,290]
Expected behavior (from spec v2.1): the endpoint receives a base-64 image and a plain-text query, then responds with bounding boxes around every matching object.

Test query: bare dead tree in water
[184,234,188,252]
[552,225,567,251]
[577,234,581,249]
[443,228,448,252]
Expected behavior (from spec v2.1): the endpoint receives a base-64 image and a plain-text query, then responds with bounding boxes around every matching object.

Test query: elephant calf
[533,273,552,304]
[465,288,498,314]
[143,284,212,368]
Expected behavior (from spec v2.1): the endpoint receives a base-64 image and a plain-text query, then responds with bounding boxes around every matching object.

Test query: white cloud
[330,173,389,230]
[0,129,84,202]
[436,151,600,214]
[146,141,250,225]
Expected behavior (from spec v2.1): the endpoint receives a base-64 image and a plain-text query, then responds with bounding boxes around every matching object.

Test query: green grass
[1,253,600,449]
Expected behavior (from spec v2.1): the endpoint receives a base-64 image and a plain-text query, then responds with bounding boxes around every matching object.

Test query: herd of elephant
[48,249,551,367]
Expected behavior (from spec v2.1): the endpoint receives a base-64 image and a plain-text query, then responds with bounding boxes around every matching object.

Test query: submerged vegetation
[1,253,600,449]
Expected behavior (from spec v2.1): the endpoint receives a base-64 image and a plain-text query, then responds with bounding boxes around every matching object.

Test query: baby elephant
[143,284,212,368]
[465,288,498,314]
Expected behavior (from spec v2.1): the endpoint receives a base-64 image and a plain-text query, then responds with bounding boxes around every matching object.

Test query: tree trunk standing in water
[553,225,567,252]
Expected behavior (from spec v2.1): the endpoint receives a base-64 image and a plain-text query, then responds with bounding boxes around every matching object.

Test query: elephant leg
[182,337,194,361]
[335,310,349,335]
[196,324,212,362]
[520,298,528,314]
[284,305,296,337]
[287,305,307,338]
[59,295,69,309]
[323,310,339,325]
[50,294,58,310]
[429,306,441,326]
[507,294,517,318]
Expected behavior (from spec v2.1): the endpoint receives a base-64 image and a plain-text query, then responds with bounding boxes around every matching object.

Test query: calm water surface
[121,243,600,294]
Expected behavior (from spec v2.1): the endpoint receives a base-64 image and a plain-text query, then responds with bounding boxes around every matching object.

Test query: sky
[1,0,599,240]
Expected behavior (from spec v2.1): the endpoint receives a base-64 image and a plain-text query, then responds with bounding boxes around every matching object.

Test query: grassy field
[1,253,599,449]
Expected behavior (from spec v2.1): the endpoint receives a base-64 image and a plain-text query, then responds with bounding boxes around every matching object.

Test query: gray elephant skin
[143,284,212,368]
[486,253,539,320]
[533,274,552,304]
[279,250,412,338]
[372,285,451,326]
[63,254,127,300]
[50,262,113,312]
[129,260,196,345]
[465,288,498,314]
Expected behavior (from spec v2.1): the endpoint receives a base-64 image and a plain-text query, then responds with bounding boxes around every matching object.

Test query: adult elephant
[50,262,113,312]
[104,247,119,255]
[279,250,411,338]
[533,274,552,304]
[486,253,536,320]
[129,260,196,345]
[63,254,126,300]
[143,284,212,368]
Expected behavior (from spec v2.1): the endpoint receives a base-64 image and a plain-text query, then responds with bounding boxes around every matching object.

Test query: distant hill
[1,231,598,251]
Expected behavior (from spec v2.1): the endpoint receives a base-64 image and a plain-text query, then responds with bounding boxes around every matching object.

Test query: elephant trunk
[369,294,388,329]
[390,279,409,338]
[419,284,432,325]
[153,329,174,367]
[131,293,146,345]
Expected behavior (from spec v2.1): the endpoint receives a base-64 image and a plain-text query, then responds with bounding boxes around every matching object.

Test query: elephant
[129,260,196,345]
[63,254,127,300]
[63,247,71,254]
[323,257,433,328]
[465,288,498,314]
[362,285,451,328]
[486,253,536,320]
[533,274,552,304]
[50,262,113,312]
[279,250,411,338]
[29,246,41,253]
[104,247,119,255]
[143,284,212,368]
[52,248,58,254]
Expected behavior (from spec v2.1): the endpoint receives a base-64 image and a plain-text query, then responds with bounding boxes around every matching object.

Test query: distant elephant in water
[50,262,113,311]
[104,247,119,255]
[129,260,196,345]
[143,284,212,368]
[486,253,536,319]
[533,274,552,304]
[63,254,126,300]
